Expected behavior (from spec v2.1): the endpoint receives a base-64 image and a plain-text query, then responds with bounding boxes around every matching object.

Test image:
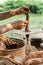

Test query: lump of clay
[25,58,43,65]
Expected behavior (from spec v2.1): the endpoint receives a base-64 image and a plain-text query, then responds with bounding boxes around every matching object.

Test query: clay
[0,34,43,65]
[0,34,25,59]
[25,58,43,65]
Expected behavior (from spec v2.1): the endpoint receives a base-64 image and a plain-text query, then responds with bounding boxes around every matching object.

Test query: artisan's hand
[16,6,30,15]
[13,20,28,30]
[0,6,29,20]
[0,20,28,33]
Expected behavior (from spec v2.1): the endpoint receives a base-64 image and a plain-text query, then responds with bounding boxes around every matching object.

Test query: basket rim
[0,38,25,51]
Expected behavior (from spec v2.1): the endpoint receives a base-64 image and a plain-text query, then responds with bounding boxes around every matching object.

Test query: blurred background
[0,0,43,14]
[0,0,43,39]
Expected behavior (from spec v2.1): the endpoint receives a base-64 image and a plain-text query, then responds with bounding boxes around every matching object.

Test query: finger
[21,9,29,14]
[24,21,28,24]
[23,6,29,11]
[21,23,27,28]
[21,25,26,29]
[24,7,29,11]
[21,21,28,26]
[22,6,29,10]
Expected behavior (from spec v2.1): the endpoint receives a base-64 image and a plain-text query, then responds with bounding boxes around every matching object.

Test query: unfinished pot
[25,51,43,65]
[0,38,25,58]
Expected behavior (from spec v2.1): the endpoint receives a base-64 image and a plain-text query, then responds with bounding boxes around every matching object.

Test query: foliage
[0,0,29,11]
[0,0,43,14]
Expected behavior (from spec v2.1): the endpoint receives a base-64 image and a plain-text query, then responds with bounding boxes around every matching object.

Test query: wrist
[10,9,18,16]
[10,8,22,16]
[14,8,21,15]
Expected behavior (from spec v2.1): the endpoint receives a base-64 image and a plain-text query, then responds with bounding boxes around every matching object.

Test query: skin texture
[0,20,28,33]
[0,6,29,20]
[0,6,29,33]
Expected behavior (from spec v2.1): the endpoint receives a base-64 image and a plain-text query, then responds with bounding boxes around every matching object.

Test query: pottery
[0,38,25,58]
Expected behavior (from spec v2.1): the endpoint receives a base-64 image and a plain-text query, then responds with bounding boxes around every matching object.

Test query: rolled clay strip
[14,56,24,65]
[24,51,43,63]
[29,51,43,58]
[25,58,43,65]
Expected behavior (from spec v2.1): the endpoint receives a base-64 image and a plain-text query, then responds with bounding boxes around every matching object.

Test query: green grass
[30,14,43,29]
[0,14,43,38]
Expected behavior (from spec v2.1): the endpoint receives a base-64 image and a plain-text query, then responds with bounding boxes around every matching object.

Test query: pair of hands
[13,6,29,30]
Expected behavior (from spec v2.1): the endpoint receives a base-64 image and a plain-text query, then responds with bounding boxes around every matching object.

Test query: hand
[13,20,28,30]
[16,6,30,15]
[0,20,28,33]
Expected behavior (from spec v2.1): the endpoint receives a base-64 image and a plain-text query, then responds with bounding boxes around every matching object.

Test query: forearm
[0,6,29,20]
[0,22,15,33]
[0,8,20,20]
